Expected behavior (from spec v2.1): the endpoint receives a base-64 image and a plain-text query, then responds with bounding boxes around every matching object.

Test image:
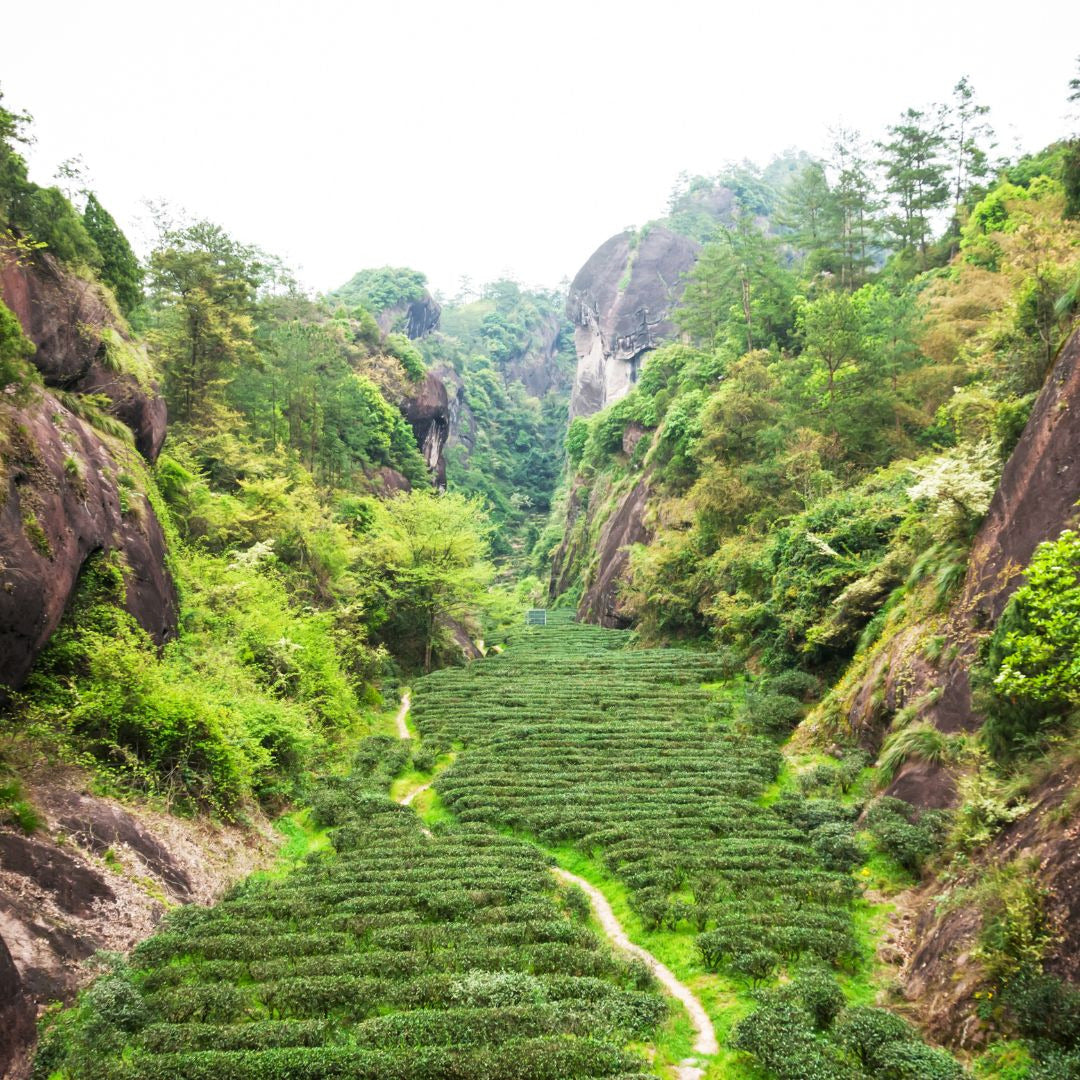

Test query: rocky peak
[567,226,699,418]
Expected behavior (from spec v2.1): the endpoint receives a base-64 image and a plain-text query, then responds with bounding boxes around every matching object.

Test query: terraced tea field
[36,764,667,1079]
[413,622,860,978]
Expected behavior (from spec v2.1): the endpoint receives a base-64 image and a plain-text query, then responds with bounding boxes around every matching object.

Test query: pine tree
[878,108,950,267]
[83,193,143,314]
[828,127,881,288]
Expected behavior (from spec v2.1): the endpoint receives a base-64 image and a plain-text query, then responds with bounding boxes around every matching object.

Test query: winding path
[400,780,432,807]
[391,691,716,1076]
[552,867,717,1073]
[394,692,412,740]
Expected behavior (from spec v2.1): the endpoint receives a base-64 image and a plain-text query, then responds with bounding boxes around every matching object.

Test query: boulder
[1,251,167,462]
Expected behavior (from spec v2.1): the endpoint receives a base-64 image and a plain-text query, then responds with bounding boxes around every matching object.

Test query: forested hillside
[2,51,1080,1080]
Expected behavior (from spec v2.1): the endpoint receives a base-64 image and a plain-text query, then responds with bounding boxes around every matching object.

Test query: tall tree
[829,127,881,288]
[82,193,143,315]
[676,211,796,356]
[878,108,950,267]
[147,220,268,425]
[944,77,995,225]
[364,491,494,671]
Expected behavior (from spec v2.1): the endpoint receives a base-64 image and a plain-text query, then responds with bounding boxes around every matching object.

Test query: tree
[828,127,881,287]
[878,108,950,267]
[778,160,834,270]
[147,220,268,424]
[676,211,796,356]
[944,76,995,223]
[83,194,143,314]
[364,491,494,671]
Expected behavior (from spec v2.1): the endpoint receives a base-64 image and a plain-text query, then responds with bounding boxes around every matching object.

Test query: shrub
[835,1006,915,1070]
[864,798,950,874]
[741,691,805,737]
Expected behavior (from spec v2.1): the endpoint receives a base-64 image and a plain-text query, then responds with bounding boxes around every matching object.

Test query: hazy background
[3,0,1078,296]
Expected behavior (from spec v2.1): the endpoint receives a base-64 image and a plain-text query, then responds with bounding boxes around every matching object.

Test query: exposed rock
[0,770,281,1076]
[375,292,441,340]
[1,252,167,462]
[549,470,654,628]
[567,226,698,418]
[0,389,178,693]
[434,364,476,455]
[579,473,653,627]
[0,932,34,1080]
[501,308,572,399]
[401,371,450,488]
[366,465,412,496]
[843,325,1080,790]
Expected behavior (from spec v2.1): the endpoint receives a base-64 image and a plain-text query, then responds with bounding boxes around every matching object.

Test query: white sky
[3,0,1078,298]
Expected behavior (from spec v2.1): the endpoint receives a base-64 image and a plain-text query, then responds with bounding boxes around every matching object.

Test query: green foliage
[0,775,41,832]
[18,531,370,812]
[877,723,954,785]
[359,490,495,671]
[82,193,143,314]
[975,860,1054,983]
[0,296,37,396]
[977,530,1080,758]
[864,797,950,874]
[383,332,425,380]
[36,784,662,1078]
[331,266,428,315]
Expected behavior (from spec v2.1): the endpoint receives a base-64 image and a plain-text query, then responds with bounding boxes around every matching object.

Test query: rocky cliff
[0,773,278,1079]
[401,371,450,489]
[0,253,177,695]
[567,226,698,418]
[842,325,1080,782]
[375,290,441,340]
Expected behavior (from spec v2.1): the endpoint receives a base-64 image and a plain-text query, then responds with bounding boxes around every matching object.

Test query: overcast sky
[3,1,1078,298]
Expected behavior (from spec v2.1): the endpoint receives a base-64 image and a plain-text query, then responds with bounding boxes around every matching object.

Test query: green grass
[257,807,331,881]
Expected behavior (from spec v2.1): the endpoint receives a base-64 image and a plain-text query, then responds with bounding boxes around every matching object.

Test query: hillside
[3,55,1080,1080]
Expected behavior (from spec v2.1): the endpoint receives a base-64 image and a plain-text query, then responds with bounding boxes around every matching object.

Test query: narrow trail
[392,690,715,1075]
[552,867,717,1075]
[400,780,432,807]
[394,692,412,739]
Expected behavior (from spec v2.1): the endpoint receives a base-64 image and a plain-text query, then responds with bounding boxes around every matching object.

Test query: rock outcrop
[0,390,178,692]
[548,470,654,628]
[0,773,279,1078]
[401,371,450,488]
[567,226,698,418]
[375,291,441,340]
[843,324,1080,766]
[1,252,167,462]
[0,253,177,695]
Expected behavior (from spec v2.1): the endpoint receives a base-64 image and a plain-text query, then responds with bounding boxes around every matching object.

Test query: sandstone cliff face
[0,254,177,694]
[401,371,450,488]
[1,253,166,461]
[843,325,1080,766]
[567,226,698,418]
[0,773,279,1079]
[501,308,572,400]
[548,469,653,628]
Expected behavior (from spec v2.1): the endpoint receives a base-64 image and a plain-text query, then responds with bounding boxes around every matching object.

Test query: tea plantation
[34,741,666,1079]
[413,620,860,978]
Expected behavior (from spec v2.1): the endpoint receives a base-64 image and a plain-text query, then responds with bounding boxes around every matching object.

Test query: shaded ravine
[393,693,717,1078]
